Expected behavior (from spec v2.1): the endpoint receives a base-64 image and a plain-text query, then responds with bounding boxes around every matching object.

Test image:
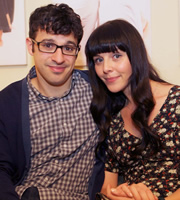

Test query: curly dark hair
[29,4,83,44]
[85,19,166,156]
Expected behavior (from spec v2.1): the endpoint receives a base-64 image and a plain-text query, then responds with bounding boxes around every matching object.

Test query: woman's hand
[110,182,158,200]
[105,183,134,200]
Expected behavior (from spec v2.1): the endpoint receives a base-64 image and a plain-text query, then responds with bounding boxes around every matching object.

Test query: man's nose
[51,47,65,64]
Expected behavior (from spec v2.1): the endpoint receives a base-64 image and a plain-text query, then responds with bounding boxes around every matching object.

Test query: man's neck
[30,76,72,98]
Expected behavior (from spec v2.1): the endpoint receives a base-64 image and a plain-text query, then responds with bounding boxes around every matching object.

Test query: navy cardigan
[0,70,104,200]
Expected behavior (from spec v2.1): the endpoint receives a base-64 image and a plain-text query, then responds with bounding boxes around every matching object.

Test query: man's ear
[26,37,33,56]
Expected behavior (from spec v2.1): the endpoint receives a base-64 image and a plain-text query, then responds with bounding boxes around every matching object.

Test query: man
[0,4,104,200]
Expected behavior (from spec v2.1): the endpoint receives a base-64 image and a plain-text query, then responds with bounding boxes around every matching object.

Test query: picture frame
[0,0,26,66]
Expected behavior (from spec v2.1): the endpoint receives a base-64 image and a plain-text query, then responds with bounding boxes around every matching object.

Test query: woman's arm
[101,171,119,195]
[165,188,180,200]
[101,171,134,200]
[112,183,158,200]
[102,171,158,200]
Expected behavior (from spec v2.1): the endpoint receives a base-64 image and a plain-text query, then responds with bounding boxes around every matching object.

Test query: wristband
[158,197,165,200]
[95,193,110,200]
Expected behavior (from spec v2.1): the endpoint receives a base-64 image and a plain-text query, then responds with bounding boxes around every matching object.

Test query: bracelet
[158,197,165,200]
[95,193,110,200]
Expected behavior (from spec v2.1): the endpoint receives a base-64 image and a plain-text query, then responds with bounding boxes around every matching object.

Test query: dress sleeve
[104,132,121,174]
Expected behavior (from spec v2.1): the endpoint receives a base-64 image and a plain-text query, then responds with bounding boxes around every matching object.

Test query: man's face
[26,30,78,96]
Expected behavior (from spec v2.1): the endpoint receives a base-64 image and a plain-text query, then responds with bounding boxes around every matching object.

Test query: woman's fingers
[111,183,133,198]
[128,183,157,200]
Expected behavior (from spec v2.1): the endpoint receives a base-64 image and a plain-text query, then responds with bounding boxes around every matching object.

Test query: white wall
[151,0,180,85]
[0,0,180,90]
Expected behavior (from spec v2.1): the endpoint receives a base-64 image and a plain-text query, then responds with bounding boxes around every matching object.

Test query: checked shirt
[16,68,99,200]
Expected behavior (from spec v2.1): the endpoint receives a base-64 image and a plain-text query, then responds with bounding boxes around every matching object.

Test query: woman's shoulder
[167,85,180,97]
[152,82,179,99]
[150,83,179,117]
[161,85,180,117]
[167,85,180,103]
[158,84,180,102]
[170,85,180,93]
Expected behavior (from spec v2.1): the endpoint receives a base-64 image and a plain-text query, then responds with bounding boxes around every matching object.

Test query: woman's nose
[103,59,113,73]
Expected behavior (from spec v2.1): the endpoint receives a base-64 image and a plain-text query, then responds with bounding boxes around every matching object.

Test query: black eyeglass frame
[31,39,80,56]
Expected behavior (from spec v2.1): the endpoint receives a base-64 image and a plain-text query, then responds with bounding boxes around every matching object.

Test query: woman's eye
[113,53,121,59]
[94,57,103,64]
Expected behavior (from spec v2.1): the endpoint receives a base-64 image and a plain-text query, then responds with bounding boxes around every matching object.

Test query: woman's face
[93,49,132,95]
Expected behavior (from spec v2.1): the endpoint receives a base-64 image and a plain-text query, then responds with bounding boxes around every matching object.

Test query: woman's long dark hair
[85,19,166,156]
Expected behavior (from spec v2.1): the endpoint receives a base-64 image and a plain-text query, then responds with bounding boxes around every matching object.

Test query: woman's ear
[26,37,34,56]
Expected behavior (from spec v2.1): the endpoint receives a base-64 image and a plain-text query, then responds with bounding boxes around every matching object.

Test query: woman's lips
[105,76,120,83]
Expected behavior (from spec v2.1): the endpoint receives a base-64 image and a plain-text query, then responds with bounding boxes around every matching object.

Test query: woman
[85,19,180,200]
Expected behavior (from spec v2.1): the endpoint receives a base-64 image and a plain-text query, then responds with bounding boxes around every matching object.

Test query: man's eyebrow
[66,41,78,46]
[40,39,55,42]
[40,39,77,46]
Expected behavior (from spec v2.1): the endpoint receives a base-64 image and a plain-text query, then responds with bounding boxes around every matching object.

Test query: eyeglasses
[31,39,80,56]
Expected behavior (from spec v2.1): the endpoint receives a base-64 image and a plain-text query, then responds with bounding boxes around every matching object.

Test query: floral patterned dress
[105,85,180,198]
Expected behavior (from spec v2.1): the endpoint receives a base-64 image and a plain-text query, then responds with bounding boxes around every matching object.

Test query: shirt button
[55,160,59,164]
[44,177,49,181]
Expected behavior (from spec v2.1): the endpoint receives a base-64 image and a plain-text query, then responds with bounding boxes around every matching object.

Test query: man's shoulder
[74,69,89,83]
[0,78,26,101]
[0,79,23,93]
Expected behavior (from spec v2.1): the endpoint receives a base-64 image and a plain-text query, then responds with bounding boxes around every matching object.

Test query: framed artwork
[51,0,151,67]
[0,0,26,66]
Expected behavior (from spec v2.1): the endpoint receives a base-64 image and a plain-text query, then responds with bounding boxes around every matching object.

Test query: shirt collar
[27,66,77,101]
